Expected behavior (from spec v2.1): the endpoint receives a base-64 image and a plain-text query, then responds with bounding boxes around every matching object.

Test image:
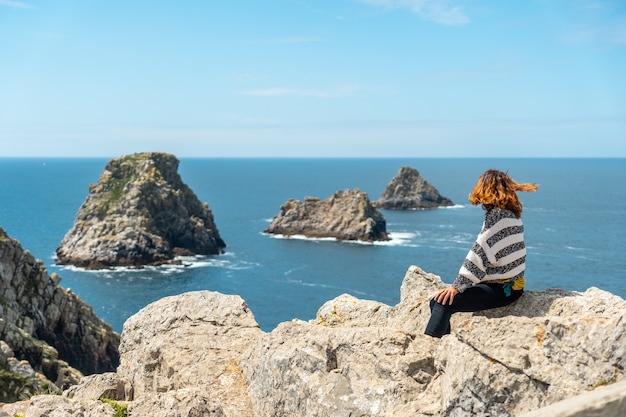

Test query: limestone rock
[1,394,117,417]
[6,266,625,416]
[56,152,226,269]
[63,372,132,402]
[0,227,120,401]
[519,379,626,417]
[265,188,390,242]
[116,291,262,416]
[312,266,626,416]
[241,321,440,417]
[377,166,454,209]
[127,388,226,417]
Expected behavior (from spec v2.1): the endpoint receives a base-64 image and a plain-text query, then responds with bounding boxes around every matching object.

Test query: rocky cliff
[377,166,454,209]
[56,152,226,269]
[5,266,624,416]
[265,188,390,242]
[0,227,120,402]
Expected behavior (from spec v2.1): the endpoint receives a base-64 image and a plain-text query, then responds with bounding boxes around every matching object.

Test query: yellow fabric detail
[498,276,525,289]
[512,276,525,290]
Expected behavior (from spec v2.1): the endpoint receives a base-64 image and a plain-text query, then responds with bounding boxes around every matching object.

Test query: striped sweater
[452,207,526,293]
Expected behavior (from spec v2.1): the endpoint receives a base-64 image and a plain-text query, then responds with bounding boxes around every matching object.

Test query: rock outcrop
[265,188,390,242]
[56,152,226,269]
[7,265,625,416]
[377,166,454,209]
[0,227,120,402]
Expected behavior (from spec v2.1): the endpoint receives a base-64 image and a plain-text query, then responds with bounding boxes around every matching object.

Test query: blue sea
[1,158,624,333]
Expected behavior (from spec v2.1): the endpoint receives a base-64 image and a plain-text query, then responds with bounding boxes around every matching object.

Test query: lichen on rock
[55,152,226,269]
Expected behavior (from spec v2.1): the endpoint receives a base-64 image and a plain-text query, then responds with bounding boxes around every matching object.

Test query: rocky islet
[377,166,454,209]
[55,152,226,269]
[264,188,390,242]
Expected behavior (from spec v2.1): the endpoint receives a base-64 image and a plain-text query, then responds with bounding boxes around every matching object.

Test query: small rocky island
[377,166,454,209]
[56,152,226,269]
[264,189,389,242]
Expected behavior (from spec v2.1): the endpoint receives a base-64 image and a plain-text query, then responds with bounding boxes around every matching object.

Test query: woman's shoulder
[484,207,518,228]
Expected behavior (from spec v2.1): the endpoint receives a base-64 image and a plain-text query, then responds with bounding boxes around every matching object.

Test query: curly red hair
[469,169,539,218]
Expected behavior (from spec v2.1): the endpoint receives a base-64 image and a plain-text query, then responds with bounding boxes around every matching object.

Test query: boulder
[56,152,226,269]
[62,291,261,417]
[5,266,625,416]
[265,188,390,242]
[311,266,626,416]
[519,379,626,417]
[1,395,116,417]
[377,166,454,209]
[0,227,120,401]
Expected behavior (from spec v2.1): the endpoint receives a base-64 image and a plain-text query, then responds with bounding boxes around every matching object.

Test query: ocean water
[1,157,624,333]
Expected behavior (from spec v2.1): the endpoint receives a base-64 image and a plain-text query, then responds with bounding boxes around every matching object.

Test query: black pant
[424,283,523,338]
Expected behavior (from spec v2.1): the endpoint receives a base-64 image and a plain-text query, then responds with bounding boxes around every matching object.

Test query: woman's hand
[434,286,460,305]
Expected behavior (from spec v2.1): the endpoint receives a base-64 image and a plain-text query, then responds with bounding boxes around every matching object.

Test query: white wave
[264,230,424,247]
[396,204,465,211]
[266,231,420,247]
[374,232,418,247]
[565,246,589,252]
[267,233,338,242]
[287,279,333,289]
[53,253,257,275]
[444,233,474,245]
[284,266,307,276]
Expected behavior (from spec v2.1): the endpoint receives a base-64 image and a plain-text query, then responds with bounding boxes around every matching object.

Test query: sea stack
[56,152,226,269]
[265,188,389,242]
[377,166,454,209]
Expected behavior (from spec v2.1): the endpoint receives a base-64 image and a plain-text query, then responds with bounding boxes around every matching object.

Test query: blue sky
[1,0,625,157]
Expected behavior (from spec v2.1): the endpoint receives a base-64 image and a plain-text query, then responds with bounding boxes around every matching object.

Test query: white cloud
[241,84,361,98]
[0,0,34,9]
[356,0,468,26]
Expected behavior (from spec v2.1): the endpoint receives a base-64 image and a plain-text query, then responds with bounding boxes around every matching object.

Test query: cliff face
[265,188,389,242]
[377,166,454,209]
[10,266,624,417]
[56,152,226,269]
[0,227,120,402]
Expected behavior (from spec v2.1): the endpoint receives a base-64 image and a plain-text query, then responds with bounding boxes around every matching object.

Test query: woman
[424,169,539,338]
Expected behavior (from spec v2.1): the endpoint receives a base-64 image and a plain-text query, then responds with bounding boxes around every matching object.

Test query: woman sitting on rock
[424,169,539,338]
